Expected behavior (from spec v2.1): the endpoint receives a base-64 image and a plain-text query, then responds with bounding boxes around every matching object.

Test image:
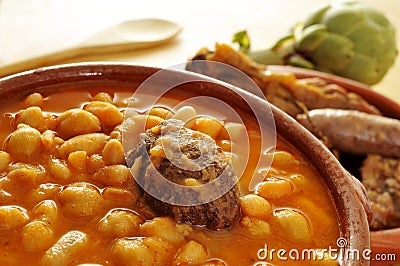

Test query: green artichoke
[234,0,398,85]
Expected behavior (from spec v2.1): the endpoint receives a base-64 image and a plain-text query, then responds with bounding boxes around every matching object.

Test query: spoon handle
[0,20,181,78]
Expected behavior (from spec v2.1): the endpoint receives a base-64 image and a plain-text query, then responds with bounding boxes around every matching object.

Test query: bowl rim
[0,62,371,265]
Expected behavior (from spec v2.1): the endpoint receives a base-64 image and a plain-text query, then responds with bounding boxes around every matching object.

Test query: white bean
[240,216,271,239]
[140,216,192,245]
[91,165,131,186]
[41,230,88,266]
[59,183,104,219]
[173,240,208,265]
[102,139,125,165]
[171,106,197,125]
[0,206,29,234]
[6,124,41,158]
[275,209,311,243]
[56,109,101,139]
[97,209,143,237]
[58,133,110,158]
[111,237,174,266]
[0,151,10,171]
[240,194,272,219]
[20,220,53,252]
[83,101,123,128]
[32,200,59,225]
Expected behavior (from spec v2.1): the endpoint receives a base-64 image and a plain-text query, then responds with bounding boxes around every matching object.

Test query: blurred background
[0,0,399,102]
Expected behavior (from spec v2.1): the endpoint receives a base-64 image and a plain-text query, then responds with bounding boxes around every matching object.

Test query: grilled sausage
[296,109,400,158]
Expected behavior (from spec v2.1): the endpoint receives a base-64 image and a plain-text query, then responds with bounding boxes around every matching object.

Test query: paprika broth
[0,87,340,266]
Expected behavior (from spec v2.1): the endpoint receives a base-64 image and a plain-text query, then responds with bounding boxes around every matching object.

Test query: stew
[0,88,339,265]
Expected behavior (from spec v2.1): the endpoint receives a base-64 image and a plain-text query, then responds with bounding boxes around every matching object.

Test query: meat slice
[189,43,381,117]
[361,154,400,230]
[127,119,241,230]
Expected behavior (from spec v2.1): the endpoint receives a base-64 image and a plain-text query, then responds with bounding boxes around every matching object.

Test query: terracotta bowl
[268,65,400,265]
[0,63,371,265]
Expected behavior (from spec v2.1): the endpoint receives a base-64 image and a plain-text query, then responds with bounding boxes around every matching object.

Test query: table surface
[0,0,399,104]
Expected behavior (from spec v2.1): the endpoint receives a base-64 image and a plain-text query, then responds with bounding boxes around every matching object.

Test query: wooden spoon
[0,18,182,78]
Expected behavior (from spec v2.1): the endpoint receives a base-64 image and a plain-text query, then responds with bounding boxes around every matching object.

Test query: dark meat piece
[361,154,400,230]
[126,119,241,230]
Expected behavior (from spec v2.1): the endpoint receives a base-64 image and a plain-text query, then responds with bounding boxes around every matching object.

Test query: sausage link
[296,109,400,158]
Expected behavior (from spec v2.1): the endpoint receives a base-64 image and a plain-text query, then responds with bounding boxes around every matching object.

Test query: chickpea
[0,206,29,234]
[91,165,131,186]
[56,109,101,139]
[42,114,57,131]
[140,217,192,245]
[7,168,38,189]
[6,124,41,159]
[67,151,87,171]
[84,101,123,128]
[41,231,88,266]
[49,159,72,182]
[97,209,143,237]
[15,106,56,133]
[191,117,224,139]
[240,216,271,239]
[274,209,311,243]
[102,139,125,165]
[101,187,138,203]
[272,150,300,169]
[29,184,62,205]
[173,240,208,266]
[92,92,113,103]
[256,177,294,200]
[145,115,164,130]
[32,200,59,225]
[58,182,104,219]
[111,237,154,266]
[218,122,245,141]
[149,107,173,119]
[23,92,44,107]
[217,139,232,152]
[41,130,55,151]
[20,220,53,252]
[109,124,123,142]
[15,106,44,130]
[54,136,64,146]
[171,106,197,126]
[87,154,106,174]
[240,194,272,219]
[58,133,110,158]
[0,151,10,172]
[110,237,174,266]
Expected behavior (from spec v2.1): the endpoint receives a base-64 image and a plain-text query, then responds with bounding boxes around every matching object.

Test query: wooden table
[0,0,399,103]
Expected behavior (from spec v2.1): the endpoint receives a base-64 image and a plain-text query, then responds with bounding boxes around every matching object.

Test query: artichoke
[234,0,398,85]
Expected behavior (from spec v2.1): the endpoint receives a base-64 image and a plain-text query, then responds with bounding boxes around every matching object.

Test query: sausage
[296,109,400,158]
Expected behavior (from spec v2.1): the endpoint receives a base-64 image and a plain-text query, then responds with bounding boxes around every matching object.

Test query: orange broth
[0,88,339,265]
